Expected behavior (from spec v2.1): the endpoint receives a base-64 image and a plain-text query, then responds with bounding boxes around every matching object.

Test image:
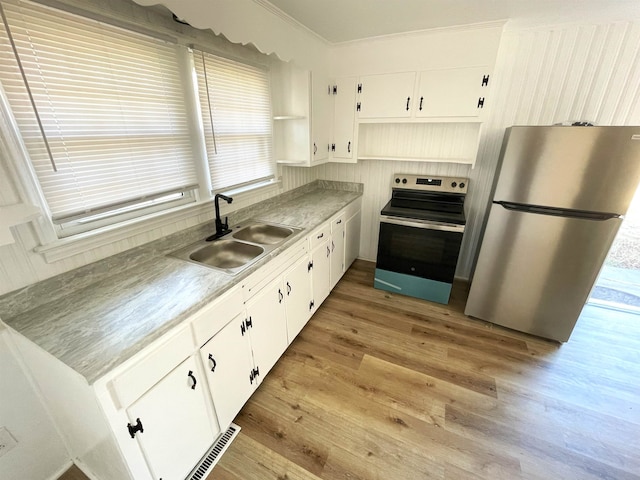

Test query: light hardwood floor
[60,260,640,480]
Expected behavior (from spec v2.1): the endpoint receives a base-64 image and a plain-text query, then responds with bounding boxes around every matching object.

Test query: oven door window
[376,221,463,283]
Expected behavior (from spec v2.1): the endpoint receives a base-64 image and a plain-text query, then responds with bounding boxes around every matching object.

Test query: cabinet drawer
[331,212,345,234]
[309,222,330,250]
[110,326,194,409]
[191,286,244,347]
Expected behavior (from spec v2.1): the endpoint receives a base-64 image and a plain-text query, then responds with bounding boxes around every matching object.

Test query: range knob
[451,181,457,188]
[402,178,408,184]
[395,178,401,184]
[459,182,466,188]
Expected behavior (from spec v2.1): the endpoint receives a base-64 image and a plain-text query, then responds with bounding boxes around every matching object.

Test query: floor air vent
[187,423,240,480]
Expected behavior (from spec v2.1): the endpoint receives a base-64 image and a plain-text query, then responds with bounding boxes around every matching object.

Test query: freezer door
[465,203,622,342]
[495,126,640,214]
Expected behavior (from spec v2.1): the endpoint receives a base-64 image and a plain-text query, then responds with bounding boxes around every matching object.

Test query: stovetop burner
[381,174,469,225]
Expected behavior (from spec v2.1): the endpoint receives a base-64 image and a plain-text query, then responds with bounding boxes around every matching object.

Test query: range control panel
[392,174,469,194]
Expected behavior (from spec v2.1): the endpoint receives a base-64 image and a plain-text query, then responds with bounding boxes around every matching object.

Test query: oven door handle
[380,215,465,233]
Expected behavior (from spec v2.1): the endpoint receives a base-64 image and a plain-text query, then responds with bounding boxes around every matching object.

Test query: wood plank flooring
[60,260,640,480]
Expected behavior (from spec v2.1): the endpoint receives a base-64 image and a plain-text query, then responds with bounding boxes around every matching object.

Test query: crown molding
[250,0,331,46]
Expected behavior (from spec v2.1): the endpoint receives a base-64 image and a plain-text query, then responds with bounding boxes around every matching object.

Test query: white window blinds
[194,50,274,193]
[0,0,198,223]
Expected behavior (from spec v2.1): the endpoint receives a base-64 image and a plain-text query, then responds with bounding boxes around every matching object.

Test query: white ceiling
[266,0,640,43]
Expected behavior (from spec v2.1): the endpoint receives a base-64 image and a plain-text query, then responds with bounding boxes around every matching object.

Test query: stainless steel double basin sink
[170,221,302,275]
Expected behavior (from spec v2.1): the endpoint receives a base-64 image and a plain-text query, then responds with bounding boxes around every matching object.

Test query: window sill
[34,200,213,263]
[33,178,284,264]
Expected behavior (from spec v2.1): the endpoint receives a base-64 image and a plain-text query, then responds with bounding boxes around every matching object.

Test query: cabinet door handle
[406,97,410,111]
[313,142,317,155]
[336,219,342,225]
[347,141,351,153]
[332,240,335,252]
[208,354,216,372]
[286,281,292,295]
[188,370,197,390]
[278,288,283,303]
[326,245,330,257]
[419,96,424,111]
[127,418,144,439]
[317,233,324,239]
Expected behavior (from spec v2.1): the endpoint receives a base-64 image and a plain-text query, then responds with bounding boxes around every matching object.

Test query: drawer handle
[127,418,144,439]
[188,370,197,390]
[208,354,217,372]
[317,233,324,239]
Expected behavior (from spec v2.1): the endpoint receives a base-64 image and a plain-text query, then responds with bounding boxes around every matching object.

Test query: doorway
[589,183,640,312]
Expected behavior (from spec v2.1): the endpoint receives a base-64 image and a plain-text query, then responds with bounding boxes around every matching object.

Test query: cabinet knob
[187,370,197,390]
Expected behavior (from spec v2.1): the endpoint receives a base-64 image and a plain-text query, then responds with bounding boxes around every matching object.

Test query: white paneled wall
[317,160,471,263]
[461,20,640,278]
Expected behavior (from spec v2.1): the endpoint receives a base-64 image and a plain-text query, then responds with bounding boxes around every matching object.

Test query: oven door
[376,216,464,283]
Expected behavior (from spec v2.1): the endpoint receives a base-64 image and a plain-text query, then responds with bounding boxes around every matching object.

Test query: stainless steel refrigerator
[465,126,640,342]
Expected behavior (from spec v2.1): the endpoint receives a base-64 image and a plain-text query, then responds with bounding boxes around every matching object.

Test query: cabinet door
[246,277,288,381]
[358,72,416,119]
[311,239,331,311]
[311,71,330,163]
[283,254,313,342]
[332,76,357,161]
[415,67,489,118]
[330,217,346,289]
[345,209,362,269]
[126,356,216,480]
[199,313,255,430]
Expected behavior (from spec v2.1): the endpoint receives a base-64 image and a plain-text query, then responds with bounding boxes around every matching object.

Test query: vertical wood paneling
[460,20,640,280]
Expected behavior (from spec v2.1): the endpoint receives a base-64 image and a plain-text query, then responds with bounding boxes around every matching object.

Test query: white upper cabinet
[330,76,358,163]
[357,72,417,119]
[416,66,490,118]
[356,67,491,122]
[311,70,331,163]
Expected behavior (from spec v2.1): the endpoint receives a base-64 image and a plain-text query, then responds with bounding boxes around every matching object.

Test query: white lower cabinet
[345,206,362,269]
[245,276,288,380]
[126,355,216,480]
[330,214,346,290]
[310,232,331,312]
[283,253,313,341]
[199,312,255,431]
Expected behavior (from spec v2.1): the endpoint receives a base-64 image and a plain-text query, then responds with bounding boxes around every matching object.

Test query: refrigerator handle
[495,201,621,221]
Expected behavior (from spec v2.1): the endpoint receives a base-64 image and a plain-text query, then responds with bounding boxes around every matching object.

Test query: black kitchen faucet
[206,193,233,241]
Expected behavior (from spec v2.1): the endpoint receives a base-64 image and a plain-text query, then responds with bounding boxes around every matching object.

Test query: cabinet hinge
[127,418,144,439]
[482,74,490,86]
[356,102,361,112]
[241,321,246,336]
[308,261,313,271]
[332,85,338,95]
[357,83,362,93]
[331,144,336,152]
[309,300,315,310]
[477,97,485,109]
[246,317,253,329]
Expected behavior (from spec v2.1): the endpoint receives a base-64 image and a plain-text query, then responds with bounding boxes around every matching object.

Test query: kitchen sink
[169,221,302,275]
[189,240,264,269]
[232,223,296,245]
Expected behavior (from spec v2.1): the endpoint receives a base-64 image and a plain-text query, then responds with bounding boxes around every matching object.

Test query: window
[194,50,274,194]
[0,0,198,236]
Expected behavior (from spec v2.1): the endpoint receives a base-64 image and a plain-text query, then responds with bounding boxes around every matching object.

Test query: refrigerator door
[495,126,640,214]
[465,203,623,342]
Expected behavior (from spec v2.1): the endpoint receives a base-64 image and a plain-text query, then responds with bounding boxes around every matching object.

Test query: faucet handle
[224,216,229,229]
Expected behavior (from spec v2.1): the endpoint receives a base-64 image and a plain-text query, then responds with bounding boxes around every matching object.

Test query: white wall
[0,327,69,480]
